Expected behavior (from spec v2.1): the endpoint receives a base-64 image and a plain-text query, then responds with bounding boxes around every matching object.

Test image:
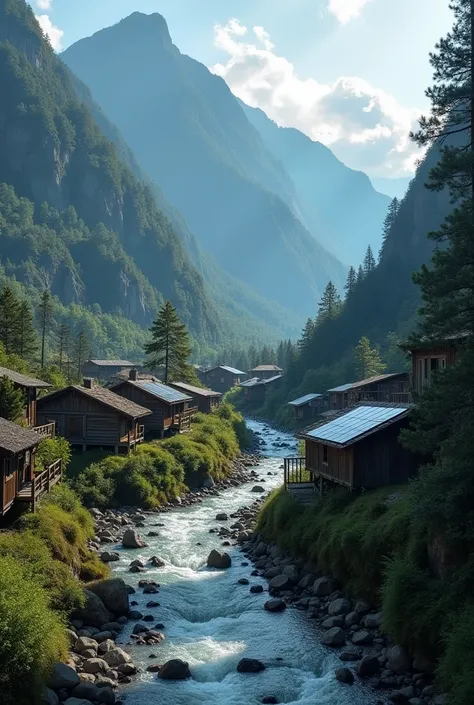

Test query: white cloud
[35,0,53,9]
[328,0,372,24]
[35,14,63,51]
[211,19,423,178]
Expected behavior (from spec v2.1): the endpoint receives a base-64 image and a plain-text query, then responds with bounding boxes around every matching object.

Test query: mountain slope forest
[62,11,350,316]
[241,102,391,265]
[0,0,300,362]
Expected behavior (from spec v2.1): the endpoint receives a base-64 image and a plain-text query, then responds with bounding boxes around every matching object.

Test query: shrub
[0,556,68,705]
[0,531,84,614]
[439,605,474,705]
[36,436,72,472]
[72,462,115,508]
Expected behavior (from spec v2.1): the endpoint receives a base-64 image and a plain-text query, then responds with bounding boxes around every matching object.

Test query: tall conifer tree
[145,301,193,384]
[316,282,342,325]
[37,290,52,368]
[363,245,376,275]
[344,266,357,299]
[0,287,21,355]
[17,301,37,361]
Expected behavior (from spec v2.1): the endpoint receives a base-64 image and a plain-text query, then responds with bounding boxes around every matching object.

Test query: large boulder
[207,550,232,569]
[72,590,113,628]
[100,552,120,563]
[237,658,265,673]
[264,598,287,613]
[87,579,130,616]
[321,627,345,647]
[363,612,383,629]
[74,636,99,654]
[254,542,268,557]
[386,645,412,674]
[122,529,147,549]
[282,565,299,583]
[328,598,352,616]
[251,486,265,493]
[268,575,292,594]
[357,655,380,677]
[149,556,166,568]
[82,658,108,675]
[216,512,228,521]
[335,667,355,685]
[313,577,336,597]
[102,648,132,668]
[158,659,191,680]
[41,688,59,705]
[71,684,100,701]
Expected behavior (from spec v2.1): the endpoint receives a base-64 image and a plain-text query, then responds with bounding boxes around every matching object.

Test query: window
[4,458,13,478]
[323,445,328,464]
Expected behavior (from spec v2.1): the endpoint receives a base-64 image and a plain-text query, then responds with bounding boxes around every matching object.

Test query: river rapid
[108,420,378,705]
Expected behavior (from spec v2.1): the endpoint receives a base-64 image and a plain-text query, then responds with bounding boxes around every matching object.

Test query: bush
[36,436,72,472]
[0,556,68,705]
[439,605,474,705]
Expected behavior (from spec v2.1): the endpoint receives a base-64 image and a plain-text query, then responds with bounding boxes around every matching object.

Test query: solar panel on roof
[288,393,322,406]
[220,366,246,375]
[306,405,408,445]
[327,383,354,393]
[137,381,191,403]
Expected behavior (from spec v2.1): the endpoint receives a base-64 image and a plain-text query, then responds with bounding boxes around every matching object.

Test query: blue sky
[32,0,453,186]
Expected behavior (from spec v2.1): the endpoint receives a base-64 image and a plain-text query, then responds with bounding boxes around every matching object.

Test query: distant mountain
[241,103,391,266]
[62,12,347,317]
[370,176,411,200]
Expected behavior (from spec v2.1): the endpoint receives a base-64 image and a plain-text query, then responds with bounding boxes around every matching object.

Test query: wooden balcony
[120,425,145,447]
[283,457,318,505]
[33,422,56,439]
[350,391,413,405]
[16,458,62,510]
[175,406,198,433]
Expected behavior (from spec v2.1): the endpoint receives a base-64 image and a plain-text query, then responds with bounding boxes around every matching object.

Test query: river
[108,420,379,705]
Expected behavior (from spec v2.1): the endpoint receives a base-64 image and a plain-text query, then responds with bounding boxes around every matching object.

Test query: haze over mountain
[62,12,351,314]
[241,102,391,265]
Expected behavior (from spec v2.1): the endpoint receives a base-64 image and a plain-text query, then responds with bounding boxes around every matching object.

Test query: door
[66,415,85,439]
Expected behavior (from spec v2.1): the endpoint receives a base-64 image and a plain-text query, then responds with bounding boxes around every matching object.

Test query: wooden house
[327,383,354,411]
[288,393,325,421]
[347,373,411,406]
[36,379,151,453]
[82,359,138,381]
[111,372,196,437]
[249,364,283,380]
[407,335,467,395]
[240,374,283,405]
[168,381,222,414]
[299,403,417,491]
[0,418,62,516]
[199,366,247,394]
[0,366,52,432]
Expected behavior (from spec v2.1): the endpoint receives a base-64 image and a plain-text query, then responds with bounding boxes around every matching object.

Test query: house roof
[288,393,323,407]
[205,365,246,376]
[351,372,408,389]
[250,364,283,372]
[120,380,193,404]
[0,366,51,389]
[38,384,152,419]
[240,375,282,388]
[327,382,354,393]
[299,403,411,448]
[0,418,42,454]
[404,332,471,351]
[169,381,222,398]
[87,359,135,367]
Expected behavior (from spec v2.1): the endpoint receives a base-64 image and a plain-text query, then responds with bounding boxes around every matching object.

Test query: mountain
[370,176,411,200]
[240,102,392,266]
[62,12,347,317]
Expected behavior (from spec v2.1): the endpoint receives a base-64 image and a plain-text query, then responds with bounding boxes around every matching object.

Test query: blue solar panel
[220,366,246,375]
[289,393,322,406]
[306,405,408,445]
[136,381,191,403]
[327,383,354,393]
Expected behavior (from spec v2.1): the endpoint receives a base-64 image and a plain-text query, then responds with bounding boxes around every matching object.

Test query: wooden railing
[284,457,308,488]
[176,407,198,432]
[33,422,56,439]
[32,458,62,505]
[350,391,413,405]
[122,425,145,445]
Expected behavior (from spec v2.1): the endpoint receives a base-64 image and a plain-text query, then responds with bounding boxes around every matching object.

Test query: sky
[31,0,454,189]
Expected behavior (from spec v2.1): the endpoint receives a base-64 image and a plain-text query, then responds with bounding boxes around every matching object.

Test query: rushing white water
[108,420,378,705]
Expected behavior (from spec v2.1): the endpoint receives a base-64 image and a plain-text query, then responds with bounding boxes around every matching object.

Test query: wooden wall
[306,439,354,487]
[353,420,418,488]
[113,384,183,434]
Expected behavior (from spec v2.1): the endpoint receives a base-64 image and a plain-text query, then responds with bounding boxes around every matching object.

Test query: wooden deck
[284,457,319,506]
[16,459,62,510]
[33,422,56,439]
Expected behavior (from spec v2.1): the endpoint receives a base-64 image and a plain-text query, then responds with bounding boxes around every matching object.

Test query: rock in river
[158,659,191,680]
[87,579,130,616]
[251,486,265,493]
[321,627,345,648]
[335,667,355,685]
[207,549,232,569]
[237,658,266,673]
[122,529,147,549]
[264,598,286,613]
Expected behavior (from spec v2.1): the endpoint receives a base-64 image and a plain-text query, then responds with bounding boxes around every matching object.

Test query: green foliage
[36,436,72,473]
[0,375,25,420]
[0,555,68,705]
[38,290,53,368]
[439,606,474,705]
[316,281,342,326]
[145,300,194,383]
[353,336,386,379]
[363,245,376,274]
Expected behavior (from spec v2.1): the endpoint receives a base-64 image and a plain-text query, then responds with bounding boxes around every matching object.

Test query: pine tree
[316,281,342,325]
[0,376,25,421]
[57,323,71,373]
[344,266,357,299]
[145,301,192,384]
[0,286,21,355]
[74,329,90,380]
[298,318,315,355]
[353,336,386,379]
[356,265,365,285]
[37,290,53,368]
[363,245,376,275]
[17,301,37,361]
[379,198,400,260]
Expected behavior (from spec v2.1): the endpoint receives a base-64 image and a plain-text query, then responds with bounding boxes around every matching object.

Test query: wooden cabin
[168,381,222,414]
[199,366,246,394]
[36,379,151,453]
[347,373,411,406]
[0,418,62,516]
[249,364,283,380]
[327,383,354,411]
[288,393,325,421]
[299,403,417,491]
[0,366,52,431]
[111,372,196,437]
[240,374,283,405]
[408,336,465,395]
[83,359,138,381]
